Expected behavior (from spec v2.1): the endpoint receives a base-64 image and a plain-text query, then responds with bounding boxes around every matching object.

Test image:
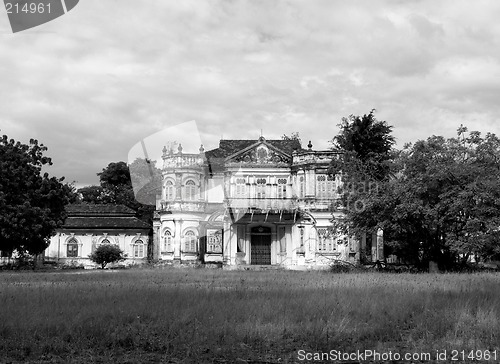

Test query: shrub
[89,244,125,269]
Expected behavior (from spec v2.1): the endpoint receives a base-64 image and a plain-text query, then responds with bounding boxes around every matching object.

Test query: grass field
[0,268,499,363]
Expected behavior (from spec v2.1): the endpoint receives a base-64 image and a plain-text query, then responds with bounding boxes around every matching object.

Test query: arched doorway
[251,226,271,265]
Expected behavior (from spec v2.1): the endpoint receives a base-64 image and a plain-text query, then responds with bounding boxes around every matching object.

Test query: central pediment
[225,137,292,165]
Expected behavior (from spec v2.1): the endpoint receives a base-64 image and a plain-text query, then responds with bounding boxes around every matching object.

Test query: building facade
[45,204,150,268]
[153,137,383,269]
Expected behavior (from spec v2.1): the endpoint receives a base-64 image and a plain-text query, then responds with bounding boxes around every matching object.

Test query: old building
[153,136,383,269]
[45,204,150,267]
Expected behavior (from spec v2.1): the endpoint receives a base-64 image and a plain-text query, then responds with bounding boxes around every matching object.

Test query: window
[133,240,145,258]
[67,238,78,257]
[184,230,197,252]
[207,231,222,253]
[327,175,336,198]
[317,175,327,199]
[162,230,173,253]
[256,178,266,199]
[184,180,197,201]
[317,228,335,252]
[277,178,287,199]
[166,180,175,200]
[235,178,246,197]
[299,176,304,198]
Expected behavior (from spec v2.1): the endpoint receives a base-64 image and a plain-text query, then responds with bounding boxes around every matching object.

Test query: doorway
[251,226,271,265]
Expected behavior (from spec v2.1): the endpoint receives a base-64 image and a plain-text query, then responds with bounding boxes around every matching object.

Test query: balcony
[224,198,298,211]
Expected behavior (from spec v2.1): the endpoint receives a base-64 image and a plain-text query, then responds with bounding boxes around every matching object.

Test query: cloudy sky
[2,0,500,187]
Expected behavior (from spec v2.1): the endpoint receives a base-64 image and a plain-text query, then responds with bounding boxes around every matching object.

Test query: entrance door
[251,226,271,265]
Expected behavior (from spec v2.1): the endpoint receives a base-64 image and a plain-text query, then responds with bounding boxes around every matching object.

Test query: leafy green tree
[0,135,76,258]
[328,111,396,263]
[345,127,500,269]
[330,110,396,181]
[89,244,124,269]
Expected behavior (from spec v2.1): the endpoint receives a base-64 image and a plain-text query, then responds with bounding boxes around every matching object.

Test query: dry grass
[0,269,499,363]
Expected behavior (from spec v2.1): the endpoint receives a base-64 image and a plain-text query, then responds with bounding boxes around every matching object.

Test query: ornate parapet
[292,150,340,166]
[163,153,204,169]
[157,200,206,213]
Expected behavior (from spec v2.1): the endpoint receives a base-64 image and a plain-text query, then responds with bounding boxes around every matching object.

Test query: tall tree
[330,110,396,181]
[345,127,500,269]
[0,135,76,257]
[328,111,396,263]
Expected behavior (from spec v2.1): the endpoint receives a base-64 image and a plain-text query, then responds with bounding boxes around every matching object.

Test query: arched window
[184,230,197,252]
[67,238,78,257]
[165,180,175,200]
[133,240,145,258]
[162,230,173,253]
[184,180,197,201]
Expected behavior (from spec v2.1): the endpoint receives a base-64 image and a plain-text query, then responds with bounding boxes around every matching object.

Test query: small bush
[89,245,125,269]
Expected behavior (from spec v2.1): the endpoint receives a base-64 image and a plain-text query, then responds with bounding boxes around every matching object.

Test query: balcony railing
[162,153,204,169]
[156,200,206,212]
[224,198,298,211]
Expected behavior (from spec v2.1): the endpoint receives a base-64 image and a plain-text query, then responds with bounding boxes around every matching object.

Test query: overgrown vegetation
[0,269,498,363]
[331,112,500,271]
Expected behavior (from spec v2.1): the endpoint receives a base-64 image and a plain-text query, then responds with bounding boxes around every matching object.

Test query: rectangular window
[256,178,266,199]
[235,178,246,198]
[207,230,222,253]
[317,228,335,252]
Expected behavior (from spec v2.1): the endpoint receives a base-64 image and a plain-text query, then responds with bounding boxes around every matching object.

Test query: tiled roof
[63,217,151,229]
[205,139,303,159]
[61,204,151,230]
[66,204,136,216]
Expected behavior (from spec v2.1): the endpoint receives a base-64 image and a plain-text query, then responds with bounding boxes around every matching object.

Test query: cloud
[1,0,500,185]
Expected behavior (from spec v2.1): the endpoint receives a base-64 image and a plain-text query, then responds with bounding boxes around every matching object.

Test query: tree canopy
[0,135,75,256]
[339,126,500,269]
[330,110,396,181]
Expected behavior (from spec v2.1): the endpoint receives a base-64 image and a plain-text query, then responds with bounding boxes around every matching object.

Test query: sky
[2,0,500,187]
